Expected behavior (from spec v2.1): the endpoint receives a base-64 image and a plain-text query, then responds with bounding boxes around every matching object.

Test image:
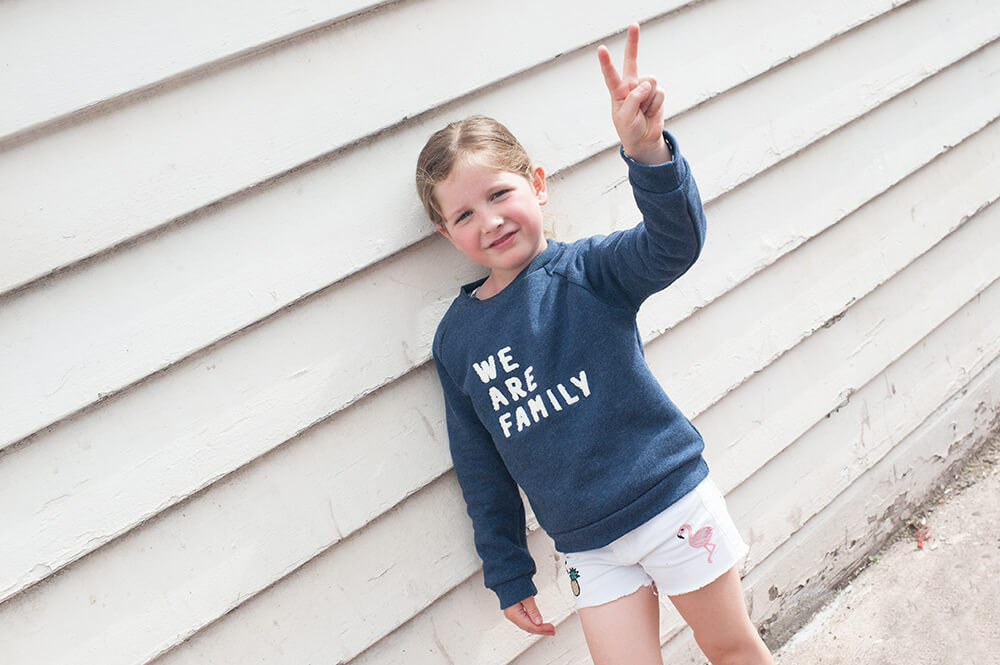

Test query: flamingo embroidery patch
[677,523,716,563]
[567,567,582,596]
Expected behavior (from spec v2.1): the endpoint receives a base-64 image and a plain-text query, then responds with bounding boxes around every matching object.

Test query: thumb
[621,80,652,117]
[520,597,543,625]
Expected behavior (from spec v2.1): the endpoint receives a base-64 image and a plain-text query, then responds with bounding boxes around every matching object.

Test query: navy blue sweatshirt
[432,132,709,609]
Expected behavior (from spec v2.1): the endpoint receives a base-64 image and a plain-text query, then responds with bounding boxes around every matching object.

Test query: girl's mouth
[489,230,517,249]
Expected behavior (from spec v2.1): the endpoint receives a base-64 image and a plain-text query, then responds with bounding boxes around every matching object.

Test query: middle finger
[623,22,640,82]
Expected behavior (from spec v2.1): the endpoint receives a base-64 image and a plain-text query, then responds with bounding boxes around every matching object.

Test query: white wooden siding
[0,0,392,138]
[1,0,998,663]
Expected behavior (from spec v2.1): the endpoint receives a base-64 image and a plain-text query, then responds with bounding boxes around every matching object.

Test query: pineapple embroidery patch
[567,567,582,596]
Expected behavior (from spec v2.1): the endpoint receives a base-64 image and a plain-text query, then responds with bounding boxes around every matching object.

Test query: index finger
[512,614,556,636]
[623,22,640,82]
[504,598,557,636]
[597,45,622,95]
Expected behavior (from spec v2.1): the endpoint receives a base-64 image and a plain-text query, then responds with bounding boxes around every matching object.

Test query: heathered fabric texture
[432,132,710,609]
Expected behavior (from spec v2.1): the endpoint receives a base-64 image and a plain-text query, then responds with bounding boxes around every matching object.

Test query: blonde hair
[415,116,534,229]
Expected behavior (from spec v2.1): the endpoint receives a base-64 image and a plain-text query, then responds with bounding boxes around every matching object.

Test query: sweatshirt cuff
[621,130,689,194]
[494,575,538,610]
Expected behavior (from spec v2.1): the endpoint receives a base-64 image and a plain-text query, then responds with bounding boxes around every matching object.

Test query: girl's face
[434,157,548,292]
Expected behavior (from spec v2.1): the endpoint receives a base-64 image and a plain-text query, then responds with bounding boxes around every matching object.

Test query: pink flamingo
[677,524,716,563]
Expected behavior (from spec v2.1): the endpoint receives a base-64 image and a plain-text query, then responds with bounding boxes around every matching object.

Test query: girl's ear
[531,166,548,205]
[436,224,460,249]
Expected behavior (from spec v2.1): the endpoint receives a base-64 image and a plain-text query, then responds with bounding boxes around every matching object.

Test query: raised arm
[578,23,706,310]
[597,22,672,166]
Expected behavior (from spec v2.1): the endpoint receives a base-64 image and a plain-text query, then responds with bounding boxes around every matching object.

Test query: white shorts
[563,477,748,609]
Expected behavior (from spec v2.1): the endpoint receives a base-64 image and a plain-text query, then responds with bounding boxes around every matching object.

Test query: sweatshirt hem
[547,457,710,554]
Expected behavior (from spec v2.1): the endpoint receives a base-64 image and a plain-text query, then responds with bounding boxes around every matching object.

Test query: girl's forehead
[439,157,507,189]
[452,150,503,175]
[447,150,532,184]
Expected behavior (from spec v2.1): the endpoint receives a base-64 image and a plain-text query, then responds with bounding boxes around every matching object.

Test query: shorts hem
[655,542,749,597]
[573,579,656,611]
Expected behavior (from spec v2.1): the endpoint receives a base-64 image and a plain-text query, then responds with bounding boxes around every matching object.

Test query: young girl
[416,23,774,665]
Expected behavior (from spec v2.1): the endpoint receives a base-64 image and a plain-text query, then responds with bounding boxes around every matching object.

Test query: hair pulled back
[415,116,534,229]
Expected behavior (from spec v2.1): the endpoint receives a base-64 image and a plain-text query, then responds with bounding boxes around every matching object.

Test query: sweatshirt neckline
[460,241,562,303]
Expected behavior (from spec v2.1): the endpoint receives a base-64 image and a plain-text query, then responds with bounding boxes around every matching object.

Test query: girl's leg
[668,567,774,665]
[577,584,664,665]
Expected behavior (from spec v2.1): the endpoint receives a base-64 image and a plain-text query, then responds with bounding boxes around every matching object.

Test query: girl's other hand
[597,22,672,166]
[503,595,557,636]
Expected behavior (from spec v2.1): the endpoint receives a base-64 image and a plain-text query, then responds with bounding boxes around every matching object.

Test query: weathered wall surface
[1,1,998,662]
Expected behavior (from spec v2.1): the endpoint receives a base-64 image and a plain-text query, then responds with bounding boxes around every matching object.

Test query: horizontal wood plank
[0,0,385,139]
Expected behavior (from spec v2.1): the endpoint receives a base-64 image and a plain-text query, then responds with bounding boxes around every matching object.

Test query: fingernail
[532,615,542,625]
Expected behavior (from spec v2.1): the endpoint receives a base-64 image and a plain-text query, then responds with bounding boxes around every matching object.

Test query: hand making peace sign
[597,23,672,166]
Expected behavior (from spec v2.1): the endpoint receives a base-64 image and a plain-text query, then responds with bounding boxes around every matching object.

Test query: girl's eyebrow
[442,202,469,222]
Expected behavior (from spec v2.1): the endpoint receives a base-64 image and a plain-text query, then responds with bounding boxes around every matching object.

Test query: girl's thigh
[668,567,773,665]
[577,584,663,665]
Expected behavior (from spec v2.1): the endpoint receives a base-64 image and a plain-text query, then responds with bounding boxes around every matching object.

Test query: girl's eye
[490,189,511,201]
[454,210,472,224]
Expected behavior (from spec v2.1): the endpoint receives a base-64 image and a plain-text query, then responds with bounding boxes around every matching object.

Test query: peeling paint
[822,311,846,329]
[429,616,457,665]
[366,566,393,583]
[329,499,344,540]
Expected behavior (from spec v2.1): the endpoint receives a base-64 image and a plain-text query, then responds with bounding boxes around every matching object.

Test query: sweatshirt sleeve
[580,130,707,311]
[432,336,538,609]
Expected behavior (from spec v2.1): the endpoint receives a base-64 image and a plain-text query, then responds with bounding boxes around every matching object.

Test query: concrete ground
[773,434,1000,664]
